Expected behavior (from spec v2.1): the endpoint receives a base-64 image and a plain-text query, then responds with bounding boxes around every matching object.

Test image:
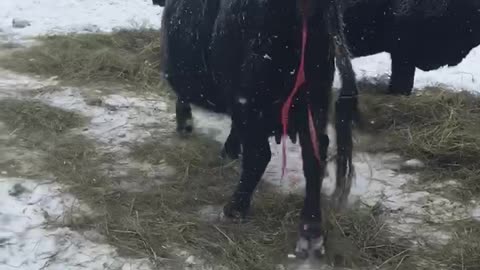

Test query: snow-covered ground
[0,0,162,41]
[0,1,479,270]
[347,49,480,93]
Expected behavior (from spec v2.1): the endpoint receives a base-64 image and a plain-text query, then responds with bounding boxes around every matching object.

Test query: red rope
[280,4,320,178]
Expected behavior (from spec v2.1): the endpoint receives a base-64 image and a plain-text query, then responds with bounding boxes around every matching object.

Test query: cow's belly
[406,29,475,71]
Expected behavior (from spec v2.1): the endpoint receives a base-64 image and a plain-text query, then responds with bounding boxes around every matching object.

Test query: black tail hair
[329,0,360,208]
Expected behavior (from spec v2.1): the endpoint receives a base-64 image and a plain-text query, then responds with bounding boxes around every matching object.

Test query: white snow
[0,0,163,42]
[335,48,480,93]
[0,178,152,270]
[473,207,480,222]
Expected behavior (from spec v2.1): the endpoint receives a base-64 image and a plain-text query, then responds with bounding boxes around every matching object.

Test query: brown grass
[359,88,480,196]
[0,29,165,93]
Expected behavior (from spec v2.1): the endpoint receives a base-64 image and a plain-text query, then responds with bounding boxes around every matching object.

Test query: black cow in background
[343,0,480,95]
[154,0,480,154]
[156,0,359,257]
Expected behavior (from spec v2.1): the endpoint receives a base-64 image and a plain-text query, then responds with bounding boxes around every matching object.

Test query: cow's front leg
[388,53,415,95]
[223,108,271,219]
[175,98,193,134]
[221,123,242,160]
[223,134,270,219]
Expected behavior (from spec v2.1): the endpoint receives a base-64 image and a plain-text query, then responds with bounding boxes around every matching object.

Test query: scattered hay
[43,134,108,188]
[421,219,480,270]
[325,207,413,269]
[124,135,414,269]
[0,97,424,269]
[0,98,84,145]
[0,29,165,92]
[359,88,480,195]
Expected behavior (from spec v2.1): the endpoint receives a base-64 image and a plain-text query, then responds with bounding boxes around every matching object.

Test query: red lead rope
[280,11,321,178]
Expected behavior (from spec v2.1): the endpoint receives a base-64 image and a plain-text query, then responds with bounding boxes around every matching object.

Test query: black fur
[159,0,358,251]
[152,0,165,6]
[343,0,480,94]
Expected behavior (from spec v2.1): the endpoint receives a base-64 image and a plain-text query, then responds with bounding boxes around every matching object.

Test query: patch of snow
[333,47,480,93]
[37,89,170,149]
[0,68,58,99]
[0,0,163,41]
[185,255,197,266]
[0,177,152,270]
[403,159,425,169]
[473,207,480,222]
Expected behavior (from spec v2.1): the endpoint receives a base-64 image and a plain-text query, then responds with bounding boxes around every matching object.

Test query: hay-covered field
[0,30,479,270]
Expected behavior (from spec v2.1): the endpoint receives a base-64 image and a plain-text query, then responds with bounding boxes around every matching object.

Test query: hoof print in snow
[12,19,31,29]
[8,183,28,197]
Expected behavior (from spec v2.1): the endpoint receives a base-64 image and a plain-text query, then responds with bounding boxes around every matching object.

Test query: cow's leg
[388,53,415,95]
[295,108,329,259]
[175,98,193,133]
[223,129,270,219]
[222,100,271,218]
[221,124,241,160]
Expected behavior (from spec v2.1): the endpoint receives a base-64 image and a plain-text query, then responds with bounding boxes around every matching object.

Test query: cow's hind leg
[388,53,415,95]
[295,109,329,259]
[221,124,241,160]
[223,132,270,219]
[175,98,193,134]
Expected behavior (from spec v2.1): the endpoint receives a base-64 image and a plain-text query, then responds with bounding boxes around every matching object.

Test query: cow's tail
[329,0,360,209]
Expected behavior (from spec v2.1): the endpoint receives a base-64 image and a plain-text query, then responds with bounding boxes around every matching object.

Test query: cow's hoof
[176,119,193,134]
[220,145,240,160]
[295,221,325,259]
[223,194,250,221]
[311,236,326,258]
[295,237,310,259]
[223,202,248,220]
[388,89,412,96]
[176,125,193,134]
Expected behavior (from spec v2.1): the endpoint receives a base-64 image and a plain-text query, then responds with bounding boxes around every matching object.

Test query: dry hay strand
[0,29,165,92]
[0,98,84,146]
[358,88,480,195]
[125,135,414,269]
[420,219,480,270]
[324,206,413,269]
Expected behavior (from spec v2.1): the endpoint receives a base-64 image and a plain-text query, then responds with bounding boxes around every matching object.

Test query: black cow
[157,0,480,157]
[157,0,359,257]
[343,0,480,95]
